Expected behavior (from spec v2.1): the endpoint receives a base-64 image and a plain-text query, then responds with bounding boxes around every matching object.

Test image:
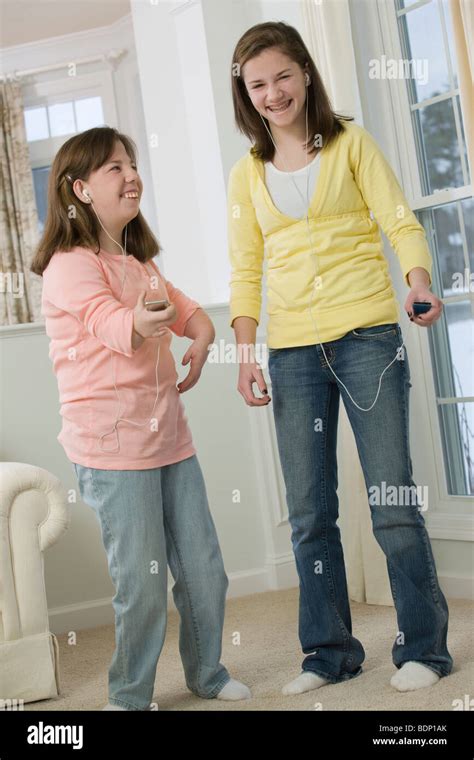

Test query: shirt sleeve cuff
[229,300,261,327]
[397,234,433,288]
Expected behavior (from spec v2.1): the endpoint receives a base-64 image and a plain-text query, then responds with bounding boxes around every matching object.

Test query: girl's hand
[405,287,443,327]
[133,290,177,338]
[238,362,271,406]
[177,336,212,393]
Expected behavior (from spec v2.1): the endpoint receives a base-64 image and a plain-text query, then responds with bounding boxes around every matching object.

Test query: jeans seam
[420,527,444,607]
[320,382,350,652]
[400,357,442,609]
[107,698,143,711]
[163,511,203,690]
[90,468,128,689]
[387,559,398,605]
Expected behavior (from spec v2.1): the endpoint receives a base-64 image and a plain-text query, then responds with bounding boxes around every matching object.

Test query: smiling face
[242,47,308,129]
[75,140,143,231]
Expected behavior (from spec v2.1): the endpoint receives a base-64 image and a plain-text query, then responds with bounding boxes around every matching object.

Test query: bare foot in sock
[282,671,328,695]
[216,678,251,701]
[390,661,440,692]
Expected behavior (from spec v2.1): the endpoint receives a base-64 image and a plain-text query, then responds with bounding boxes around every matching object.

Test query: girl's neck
[268,117,316,171]
[270,135,317,171]
[98,228,126,256]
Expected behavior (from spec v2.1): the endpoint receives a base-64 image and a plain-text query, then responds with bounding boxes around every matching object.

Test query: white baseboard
[47,564,472,636]
[48,557,299,635]
[438,573,474,601]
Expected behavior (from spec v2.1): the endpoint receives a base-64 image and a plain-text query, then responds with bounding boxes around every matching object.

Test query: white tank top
[264,152,322,219]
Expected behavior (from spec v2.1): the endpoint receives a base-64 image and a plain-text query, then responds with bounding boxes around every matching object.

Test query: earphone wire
[258,78,409,412]
[87,197,162,452]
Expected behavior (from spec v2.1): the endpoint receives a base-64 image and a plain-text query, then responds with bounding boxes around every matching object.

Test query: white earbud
[83,190,91,202]
[305,73,311,86]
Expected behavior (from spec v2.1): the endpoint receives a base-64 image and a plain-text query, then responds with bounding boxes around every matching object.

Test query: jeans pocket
[351,323,398,338]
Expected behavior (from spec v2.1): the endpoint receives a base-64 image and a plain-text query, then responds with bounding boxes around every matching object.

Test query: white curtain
[449,0,473,179]
[301,0,393,605]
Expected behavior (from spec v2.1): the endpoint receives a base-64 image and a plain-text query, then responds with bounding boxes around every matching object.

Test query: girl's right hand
[238,362,271,406]
[133,290,177,338]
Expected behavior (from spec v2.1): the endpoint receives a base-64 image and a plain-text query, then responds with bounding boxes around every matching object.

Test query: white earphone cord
[258,80,411,412]
[87,198,162,453]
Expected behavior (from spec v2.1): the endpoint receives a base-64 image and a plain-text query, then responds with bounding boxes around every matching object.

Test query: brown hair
[30,126,161,276]
[230,21,354,161]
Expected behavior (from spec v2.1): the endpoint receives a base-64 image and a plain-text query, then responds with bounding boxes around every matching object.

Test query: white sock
[282,671,328,695]
[102,702,157,710]
[390,661,440,692]
[216,678,251,701]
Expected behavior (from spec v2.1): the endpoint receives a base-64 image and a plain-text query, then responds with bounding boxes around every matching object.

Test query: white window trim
[23,69,118,169]
[375,0,473,539]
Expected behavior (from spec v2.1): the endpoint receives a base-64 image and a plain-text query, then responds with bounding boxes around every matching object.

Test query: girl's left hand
[177,337,211,393]
[405,287,443,327]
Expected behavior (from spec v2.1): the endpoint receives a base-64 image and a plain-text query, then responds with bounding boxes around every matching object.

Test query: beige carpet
[28,589,472,711]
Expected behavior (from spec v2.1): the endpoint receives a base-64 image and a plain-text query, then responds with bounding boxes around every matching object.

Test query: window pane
[417,97,464,191]
[403,1,451,102]
[24,107,49,141]
[438,402,474,496]
[74,96,104,131]
[32,166,51,235]
[48,101,75,137]
[431,200,474,297]
[443,300,474,399]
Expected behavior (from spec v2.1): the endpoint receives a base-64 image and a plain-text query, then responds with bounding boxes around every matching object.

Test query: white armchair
[0,462,70,705]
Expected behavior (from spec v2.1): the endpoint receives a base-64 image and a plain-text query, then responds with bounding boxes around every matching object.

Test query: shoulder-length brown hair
[231,21,354,161]
[30,126,161,276]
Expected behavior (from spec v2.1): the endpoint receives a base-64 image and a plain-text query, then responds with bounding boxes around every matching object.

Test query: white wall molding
[46,560,470,636]
[0,13,133,73]
[47,556,299,636]
[426,512,474,542]
[0,303,232,340]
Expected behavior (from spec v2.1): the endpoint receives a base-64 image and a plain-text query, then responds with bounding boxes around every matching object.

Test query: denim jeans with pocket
[72,453,230,709]
[268,322,453,683]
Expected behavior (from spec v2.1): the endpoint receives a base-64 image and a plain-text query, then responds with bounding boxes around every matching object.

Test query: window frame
[375,0,473,536]
[23,69,118,171]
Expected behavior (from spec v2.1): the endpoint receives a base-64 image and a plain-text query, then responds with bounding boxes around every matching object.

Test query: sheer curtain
[0,79,42,325]
[449,0,473,178]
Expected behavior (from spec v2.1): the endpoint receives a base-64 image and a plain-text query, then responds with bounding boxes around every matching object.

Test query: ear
[72,180,90,203]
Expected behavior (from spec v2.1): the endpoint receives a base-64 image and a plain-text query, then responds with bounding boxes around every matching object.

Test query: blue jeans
[268,322,453,683]
[72,454,230,709]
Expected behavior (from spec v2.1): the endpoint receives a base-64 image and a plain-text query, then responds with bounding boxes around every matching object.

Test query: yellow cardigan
[227,121,432,348]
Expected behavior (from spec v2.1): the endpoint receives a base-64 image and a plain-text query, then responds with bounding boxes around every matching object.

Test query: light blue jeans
[72,454,230,710]
[268,323,453,682]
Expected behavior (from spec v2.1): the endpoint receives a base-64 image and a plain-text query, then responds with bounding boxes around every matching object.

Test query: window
[395,0,473,496]
[24,96,104,142]
[24,94,105,233]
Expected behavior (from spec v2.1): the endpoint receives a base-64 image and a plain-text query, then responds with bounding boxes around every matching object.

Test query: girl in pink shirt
[31,126,250,710]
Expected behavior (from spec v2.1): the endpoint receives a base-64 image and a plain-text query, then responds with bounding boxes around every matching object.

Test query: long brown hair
[30,126,161,276]
[231,21,354,161]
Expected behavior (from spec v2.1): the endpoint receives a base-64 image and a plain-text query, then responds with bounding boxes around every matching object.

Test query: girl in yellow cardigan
[228,21,453,695]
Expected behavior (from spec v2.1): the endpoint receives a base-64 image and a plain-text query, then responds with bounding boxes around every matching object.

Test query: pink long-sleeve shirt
[41,246,201,469]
